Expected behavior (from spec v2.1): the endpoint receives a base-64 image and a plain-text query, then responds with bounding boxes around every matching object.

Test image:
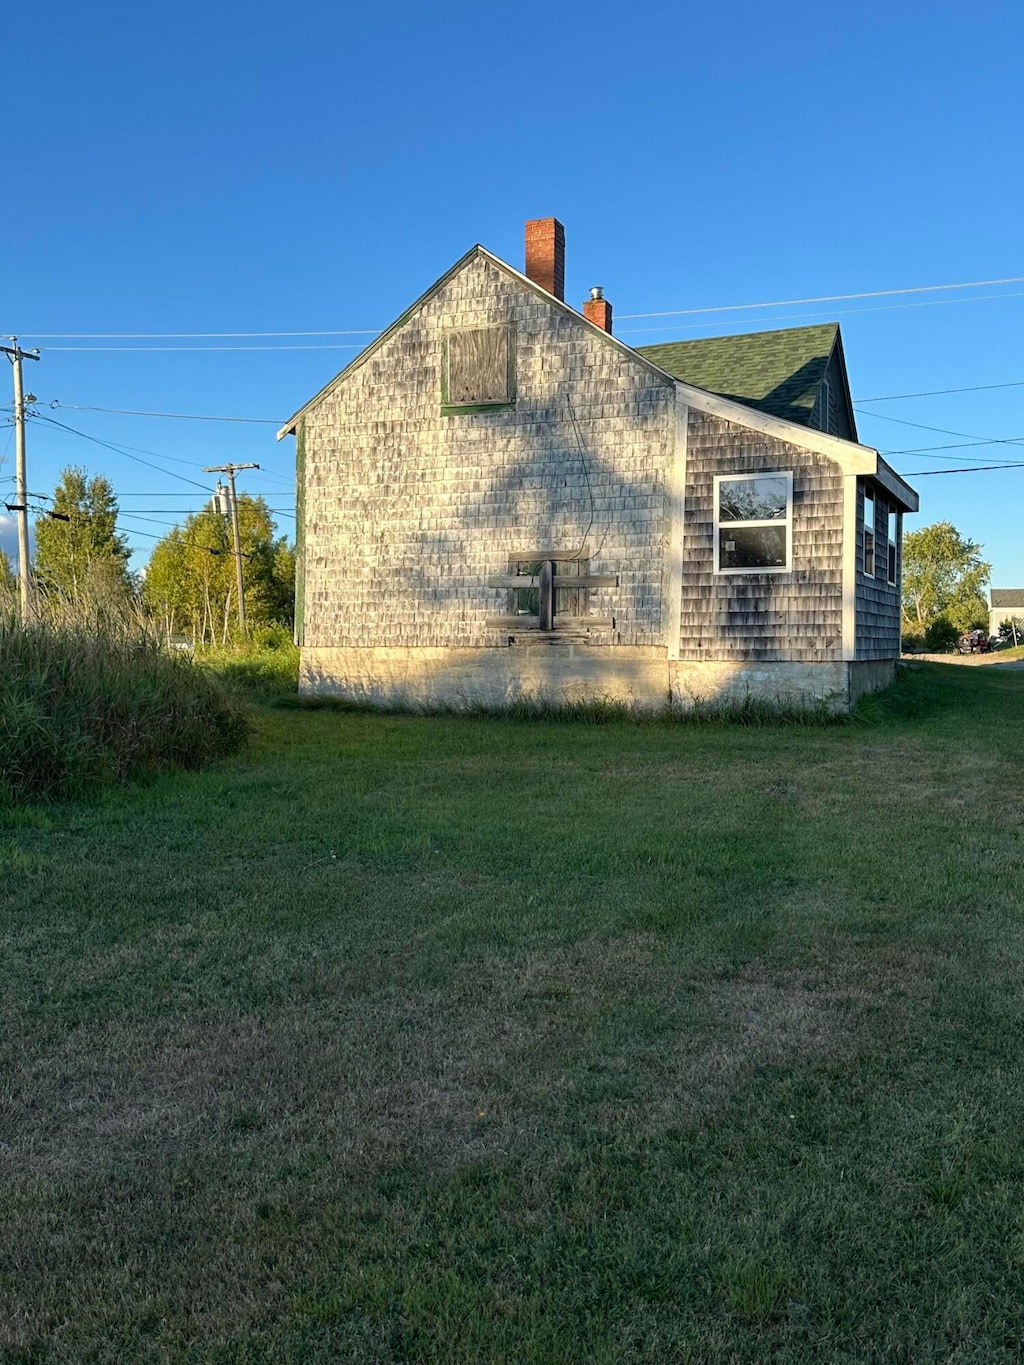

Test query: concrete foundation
[300,646,897,713]
[847,658,896,705]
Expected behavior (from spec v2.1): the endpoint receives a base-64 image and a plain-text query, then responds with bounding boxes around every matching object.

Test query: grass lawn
[2,663,1024,1362]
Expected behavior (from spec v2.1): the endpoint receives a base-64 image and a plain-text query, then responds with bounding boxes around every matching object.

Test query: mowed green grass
[2,664,1024,1363]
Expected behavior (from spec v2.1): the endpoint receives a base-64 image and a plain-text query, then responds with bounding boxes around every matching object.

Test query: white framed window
[714,471,793,574]
[863,486,875,577]
[887,507,898,585]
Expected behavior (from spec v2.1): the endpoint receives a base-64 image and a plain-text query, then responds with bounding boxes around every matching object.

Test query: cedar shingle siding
[855,483,902,660]
[681,413,844,662]
[298,253,673,651]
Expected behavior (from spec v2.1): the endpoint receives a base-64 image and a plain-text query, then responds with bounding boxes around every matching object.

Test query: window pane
[719,475,789,522]
[719,524,787,570]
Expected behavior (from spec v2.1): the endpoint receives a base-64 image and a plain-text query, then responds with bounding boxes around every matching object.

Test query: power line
[882,441,1024,460]
[44,292,1024,349]
[616,274,1024,321]
[855,379,1024,402]
[29,412,214,492]
[47,401,284,424]
[857,408,1024,454]
[906,461,1024,476]
[21,273,1024,334]
[23,329,380,339]
[31,410,216,471]
[40,343,367,353]
[618,290,1024,338]
[106,507,296,513]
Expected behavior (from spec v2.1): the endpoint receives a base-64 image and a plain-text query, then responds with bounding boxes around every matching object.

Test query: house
[990,589,1024,639]
[278,218,919,712]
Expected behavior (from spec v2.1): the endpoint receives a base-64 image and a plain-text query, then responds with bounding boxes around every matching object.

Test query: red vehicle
[958,629,991,654]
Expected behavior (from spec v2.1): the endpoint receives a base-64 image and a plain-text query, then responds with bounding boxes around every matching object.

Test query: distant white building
[990,589,1024,639]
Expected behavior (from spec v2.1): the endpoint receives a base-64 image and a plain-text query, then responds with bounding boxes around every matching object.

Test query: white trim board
[842,474,859,661]
[665,396,688,660]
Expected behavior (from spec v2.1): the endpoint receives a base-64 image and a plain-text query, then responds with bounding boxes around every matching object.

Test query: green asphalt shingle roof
[636,322,839,427]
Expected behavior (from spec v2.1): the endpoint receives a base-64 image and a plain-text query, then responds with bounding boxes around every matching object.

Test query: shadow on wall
[306,388,669,651]
[718,356,830,427]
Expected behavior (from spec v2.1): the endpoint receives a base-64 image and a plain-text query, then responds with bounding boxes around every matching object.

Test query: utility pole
[2,338,40,622]
[204,462,259,633]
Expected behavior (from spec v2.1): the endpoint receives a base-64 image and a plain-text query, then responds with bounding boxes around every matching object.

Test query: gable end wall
[299,253,675,650]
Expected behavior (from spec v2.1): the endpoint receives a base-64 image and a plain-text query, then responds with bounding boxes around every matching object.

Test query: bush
[901,628,926,654]
[924,616,960,652]
[0,609,248,802]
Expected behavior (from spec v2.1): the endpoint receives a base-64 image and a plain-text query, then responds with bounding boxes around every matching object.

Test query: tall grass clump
[0,602,248,802]
[198,623,300,700]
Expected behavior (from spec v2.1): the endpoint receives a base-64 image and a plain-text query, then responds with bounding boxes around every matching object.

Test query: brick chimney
[524,217,565,301]
[583,286,613,334]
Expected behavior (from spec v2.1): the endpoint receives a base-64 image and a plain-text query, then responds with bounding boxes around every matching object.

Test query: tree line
[2,465,295,645]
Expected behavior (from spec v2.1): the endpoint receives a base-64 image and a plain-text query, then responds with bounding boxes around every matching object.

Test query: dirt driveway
[903,652,1024,668]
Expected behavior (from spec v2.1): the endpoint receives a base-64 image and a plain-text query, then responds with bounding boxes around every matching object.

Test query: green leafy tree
[34,466,132,603]
[902,521,991,635]
[143,494,294,644]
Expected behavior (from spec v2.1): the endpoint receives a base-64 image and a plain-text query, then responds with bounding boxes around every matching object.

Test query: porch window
[887,507,898,585]
[714,472,793,574]
[863,486,876,576]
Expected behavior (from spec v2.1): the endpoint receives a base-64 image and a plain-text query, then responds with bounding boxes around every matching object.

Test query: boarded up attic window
[443,326,514,411]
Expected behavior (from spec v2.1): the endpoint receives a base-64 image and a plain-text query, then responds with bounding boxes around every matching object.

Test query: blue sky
[4,0,1023,588]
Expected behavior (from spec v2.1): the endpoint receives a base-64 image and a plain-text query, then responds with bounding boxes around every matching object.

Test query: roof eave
[873,457,919,513]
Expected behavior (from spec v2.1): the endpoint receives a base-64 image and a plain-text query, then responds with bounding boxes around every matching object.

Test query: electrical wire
[617,290,1024,338]
[616,275,1024,321]
[855,379,1024,402]
[47,401,284,424]
[44,292,1024,349]
[20,273,1024,335]
[28,412,214,492]
[40,343,367,353]
[23,329,381,339]
[882,441,1024,460]
[906,461,1024,475]
[857,408,1024,461]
